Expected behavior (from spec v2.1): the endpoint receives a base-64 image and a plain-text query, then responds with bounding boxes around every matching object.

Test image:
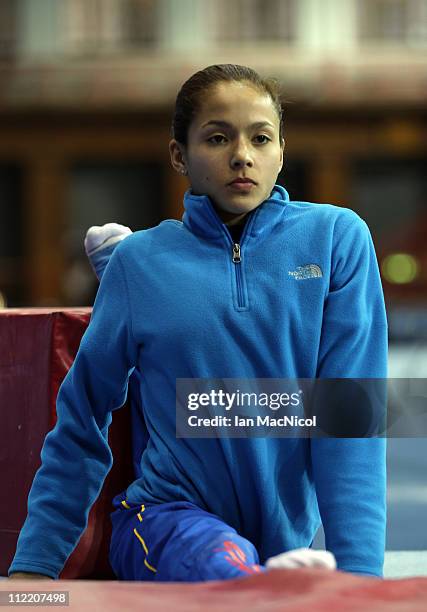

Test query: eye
[207,134,227,144]
[254,135,271,144]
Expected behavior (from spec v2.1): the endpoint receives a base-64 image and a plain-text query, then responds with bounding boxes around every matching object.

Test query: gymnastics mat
[0,308,134,579]
[2,568,427,611]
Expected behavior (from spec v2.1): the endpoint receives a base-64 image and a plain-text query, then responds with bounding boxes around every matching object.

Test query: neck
[225,214,248,227]
[214,207,248,226]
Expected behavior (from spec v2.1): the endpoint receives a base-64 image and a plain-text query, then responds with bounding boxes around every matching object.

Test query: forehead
[192,81,279,129]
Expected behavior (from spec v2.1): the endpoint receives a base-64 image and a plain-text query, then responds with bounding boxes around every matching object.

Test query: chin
[224,192,260,206]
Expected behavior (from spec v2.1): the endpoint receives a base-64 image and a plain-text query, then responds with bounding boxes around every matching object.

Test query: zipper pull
[232,243,241,263]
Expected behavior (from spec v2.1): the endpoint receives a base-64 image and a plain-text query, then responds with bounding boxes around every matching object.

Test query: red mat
[2,569,427,611]
[0,308,134,579]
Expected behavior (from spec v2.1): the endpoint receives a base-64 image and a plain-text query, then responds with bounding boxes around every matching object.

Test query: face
[169,81,284,225]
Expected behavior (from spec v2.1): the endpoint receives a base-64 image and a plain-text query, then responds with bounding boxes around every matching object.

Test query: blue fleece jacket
[8,184,388,579]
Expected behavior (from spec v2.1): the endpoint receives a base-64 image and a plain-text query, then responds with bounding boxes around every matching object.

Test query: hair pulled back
[171,64,284,146]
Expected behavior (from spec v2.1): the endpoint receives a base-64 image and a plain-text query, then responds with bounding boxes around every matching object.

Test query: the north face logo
[288,264,323,280]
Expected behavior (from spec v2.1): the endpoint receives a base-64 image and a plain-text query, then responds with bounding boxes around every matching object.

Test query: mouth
[228,179,256,192]
[228,178,256,185]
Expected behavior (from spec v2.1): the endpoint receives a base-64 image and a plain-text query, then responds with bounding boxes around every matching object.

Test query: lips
[228,180,256,192]
[229,178,256,185]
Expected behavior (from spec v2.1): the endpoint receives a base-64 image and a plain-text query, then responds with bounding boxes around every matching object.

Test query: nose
[230,138,253,169]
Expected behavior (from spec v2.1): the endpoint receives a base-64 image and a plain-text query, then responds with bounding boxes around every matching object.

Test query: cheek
[266,151,282,172]
[192,158,213,181]
[189,153,224,185]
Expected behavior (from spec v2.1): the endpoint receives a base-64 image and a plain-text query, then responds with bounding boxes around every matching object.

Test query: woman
[9,64,387,581]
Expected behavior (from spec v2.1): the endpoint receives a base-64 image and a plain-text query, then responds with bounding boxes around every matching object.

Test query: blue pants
[109,493,265,581]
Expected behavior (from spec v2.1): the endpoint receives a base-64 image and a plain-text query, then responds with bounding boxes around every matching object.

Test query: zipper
[232,242,245,307]
[205,201,257,310]
[226,216,255,309]
[232,243,241,263]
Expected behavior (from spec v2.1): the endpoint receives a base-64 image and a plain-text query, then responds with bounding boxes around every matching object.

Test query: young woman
[9,64,387,581]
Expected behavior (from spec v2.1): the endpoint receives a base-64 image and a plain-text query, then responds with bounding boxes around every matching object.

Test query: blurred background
[0,0,426,551]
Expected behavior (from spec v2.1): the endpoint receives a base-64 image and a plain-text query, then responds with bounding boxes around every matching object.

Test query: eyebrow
[201,120,275,130]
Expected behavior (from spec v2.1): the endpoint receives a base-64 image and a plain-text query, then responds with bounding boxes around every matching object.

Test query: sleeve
[311,211,388,578]
[8,246,138,579]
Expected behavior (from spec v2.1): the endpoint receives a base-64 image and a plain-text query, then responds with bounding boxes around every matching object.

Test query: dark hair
[171,64,285,146]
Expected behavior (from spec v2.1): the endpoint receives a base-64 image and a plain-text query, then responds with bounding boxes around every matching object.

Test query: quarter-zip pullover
[9,185,388,579]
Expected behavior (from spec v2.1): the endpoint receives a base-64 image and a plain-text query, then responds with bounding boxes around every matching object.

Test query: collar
[182,184,290,241]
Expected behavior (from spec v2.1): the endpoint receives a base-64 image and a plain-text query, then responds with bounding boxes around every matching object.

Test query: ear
[169,139,188,175]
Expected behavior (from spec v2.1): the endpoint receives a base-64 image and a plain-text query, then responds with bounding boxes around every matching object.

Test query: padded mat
[2,568,427,611]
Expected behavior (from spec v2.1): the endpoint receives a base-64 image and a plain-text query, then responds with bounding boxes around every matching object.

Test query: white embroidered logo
[288,264,323,280]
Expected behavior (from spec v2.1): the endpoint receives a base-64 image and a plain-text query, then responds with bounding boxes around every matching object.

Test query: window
[213,0,296,43]
[0,0,18,60]
[64,0,159,56]
[358,0,427,46]
[121,0,159,47]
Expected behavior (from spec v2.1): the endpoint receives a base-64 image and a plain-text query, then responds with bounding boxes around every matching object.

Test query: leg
[109,495,264,582]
